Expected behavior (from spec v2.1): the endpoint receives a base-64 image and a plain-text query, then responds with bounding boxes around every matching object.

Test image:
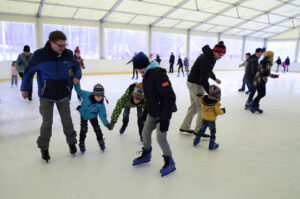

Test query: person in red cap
[69,46,85,101]
[179,41,225,135]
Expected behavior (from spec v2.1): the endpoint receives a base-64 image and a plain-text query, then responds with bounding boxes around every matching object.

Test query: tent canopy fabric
[1,0,300,39]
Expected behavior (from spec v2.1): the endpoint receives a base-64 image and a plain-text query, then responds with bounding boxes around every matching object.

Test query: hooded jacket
[74,83,108,125]
[201,95,225,121]
[187,45,217,93]
[143,61,176,120]
[20,41,81,101]
[253,57,277,87]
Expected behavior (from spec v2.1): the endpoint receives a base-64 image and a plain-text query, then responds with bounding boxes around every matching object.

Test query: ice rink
[0,70,300,199]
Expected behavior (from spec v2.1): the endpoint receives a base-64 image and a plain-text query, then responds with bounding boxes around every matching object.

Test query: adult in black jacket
[127,52,138,79]
[131,52,177,177]
[179,42,225,134]
[177,55,184,77]
[169,52,175,73]
[275,56,281,72]
[245,48,263,109]
[155,54,161,65]
[285,56,290,72]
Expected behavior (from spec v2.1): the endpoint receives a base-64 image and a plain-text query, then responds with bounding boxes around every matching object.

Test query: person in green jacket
[109,82,146,142]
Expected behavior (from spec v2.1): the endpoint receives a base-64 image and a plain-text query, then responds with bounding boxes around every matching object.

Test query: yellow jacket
[201,95,225,121]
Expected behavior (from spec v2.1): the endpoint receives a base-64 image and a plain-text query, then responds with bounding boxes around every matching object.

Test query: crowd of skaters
[10,29,282,178]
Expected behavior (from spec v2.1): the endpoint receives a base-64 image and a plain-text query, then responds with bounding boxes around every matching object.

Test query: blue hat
[93,84,104,96]
[133,52,150,69]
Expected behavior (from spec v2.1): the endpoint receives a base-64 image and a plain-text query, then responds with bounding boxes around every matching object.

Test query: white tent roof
[1,0,300,39]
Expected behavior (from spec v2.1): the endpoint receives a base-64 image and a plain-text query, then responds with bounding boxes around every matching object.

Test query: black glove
[19,72,23,78]
[221,107,226,114]
[196,93,203,97]
[159,119,170,132]
[106,123,114,130]
[76,105,82,111]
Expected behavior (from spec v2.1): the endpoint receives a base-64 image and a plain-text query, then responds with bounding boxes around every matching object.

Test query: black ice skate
[69,144,77,155]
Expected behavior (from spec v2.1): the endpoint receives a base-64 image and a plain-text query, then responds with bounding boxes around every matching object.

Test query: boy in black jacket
[131,52,177,177]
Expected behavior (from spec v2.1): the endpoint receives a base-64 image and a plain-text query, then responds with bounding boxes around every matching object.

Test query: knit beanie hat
[93,84,104,96]
[133,52,150,69]
[209,85,221,99]
[74,47,80,52]
[132,83,144,100]
[213,41,226,54]
[23,45,30,52]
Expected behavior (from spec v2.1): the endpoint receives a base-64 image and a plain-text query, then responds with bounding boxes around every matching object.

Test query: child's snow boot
[160,155,176,177]
[132,147,151,166]
[193,133,202,146]
[209,140,219,150]
[79,143,86,153]
[99,140,105,152]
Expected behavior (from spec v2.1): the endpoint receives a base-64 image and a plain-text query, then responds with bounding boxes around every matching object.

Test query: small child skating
[109,82,146,142]
[193,85,225,150]
[11,61,18,87]
[74,82,113,153]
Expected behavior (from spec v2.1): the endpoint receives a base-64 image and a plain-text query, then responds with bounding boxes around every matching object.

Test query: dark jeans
[79,116,103,144]
[178,66,184,74]
[197,119,216,140]
[132,68,138,78]
[37,98,77,150]
[122,106,144,137]
[246,78,256,103]
[241,74,249,91]
[253,83,266,106]
[169,63,174,73]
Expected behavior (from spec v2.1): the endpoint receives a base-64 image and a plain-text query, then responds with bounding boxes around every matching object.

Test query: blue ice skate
[132,147,151,166]
[160,155,176,177]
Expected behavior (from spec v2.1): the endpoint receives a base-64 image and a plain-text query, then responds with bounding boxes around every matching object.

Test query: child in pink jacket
[11,61,18,87]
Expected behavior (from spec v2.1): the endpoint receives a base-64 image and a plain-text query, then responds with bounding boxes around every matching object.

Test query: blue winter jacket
[74,83,109,125]
[20,41,82,101]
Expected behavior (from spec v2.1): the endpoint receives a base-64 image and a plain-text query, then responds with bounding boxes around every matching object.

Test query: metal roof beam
[100,0,124,23]
[190,0,247,30]
[37,0,45,17]
[220,0,296,34]
[151,0,190,26]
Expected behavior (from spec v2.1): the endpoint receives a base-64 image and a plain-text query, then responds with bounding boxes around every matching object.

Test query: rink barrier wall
[1,59,300,82]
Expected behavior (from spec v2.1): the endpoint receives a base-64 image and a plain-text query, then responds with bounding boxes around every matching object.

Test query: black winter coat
[187,45,216,93]
[143,67,176,120]
[276,58,281,65]
[285,58,290,65]
[169,54,175,64]
[245,54,259,81]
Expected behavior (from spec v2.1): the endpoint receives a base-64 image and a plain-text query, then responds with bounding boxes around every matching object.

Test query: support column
[264,38,268,50]
[217,33,221,42]
[36,17,42,49]
[187,29,190,59]
[148,25,152,55]
[241,36,246,61]
[294,30,300,63]
[99,22,104,59]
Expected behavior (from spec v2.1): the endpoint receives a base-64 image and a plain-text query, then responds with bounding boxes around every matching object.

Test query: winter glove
[19,72,23,78]
[196,93,203,97]
[76,105,82,111]
[221,107,226,114]
[159,119,170,132]
[106,123,114,130]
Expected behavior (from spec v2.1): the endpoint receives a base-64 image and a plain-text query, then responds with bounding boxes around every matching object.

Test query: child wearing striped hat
[109,82,146,142]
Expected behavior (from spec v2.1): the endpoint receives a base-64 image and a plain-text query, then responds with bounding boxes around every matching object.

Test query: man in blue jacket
[21,31,82,162]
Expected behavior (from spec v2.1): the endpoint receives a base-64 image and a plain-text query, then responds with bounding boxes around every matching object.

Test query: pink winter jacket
[11,65,18,75]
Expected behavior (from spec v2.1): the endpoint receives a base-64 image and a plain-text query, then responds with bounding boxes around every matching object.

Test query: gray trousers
[142,114,172,157]
[37,98,77,150]
[180,81,205,132]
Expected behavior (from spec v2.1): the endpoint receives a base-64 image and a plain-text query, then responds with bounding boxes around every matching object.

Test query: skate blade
[161,167,176,177]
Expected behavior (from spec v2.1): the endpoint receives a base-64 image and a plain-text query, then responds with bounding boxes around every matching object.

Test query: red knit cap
[213,41,226,54]
[74,47,80,52]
